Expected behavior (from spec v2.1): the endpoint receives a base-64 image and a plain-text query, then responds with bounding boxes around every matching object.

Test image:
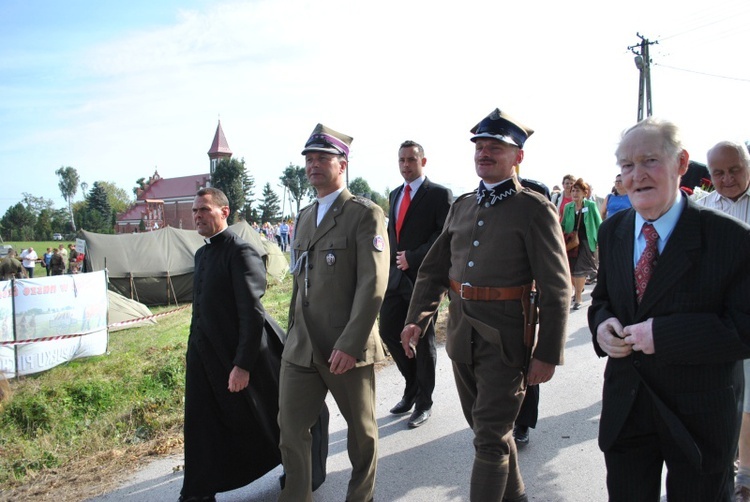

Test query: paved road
[90,285,647,501]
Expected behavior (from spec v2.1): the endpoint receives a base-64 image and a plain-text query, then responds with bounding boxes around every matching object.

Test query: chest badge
[326,252,336,266]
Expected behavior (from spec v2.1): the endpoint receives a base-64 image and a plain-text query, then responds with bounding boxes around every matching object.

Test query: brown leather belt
[449,279,529,301]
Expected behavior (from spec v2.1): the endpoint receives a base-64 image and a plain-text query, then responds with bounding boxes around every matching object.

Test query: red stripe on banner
[0,305,191,347]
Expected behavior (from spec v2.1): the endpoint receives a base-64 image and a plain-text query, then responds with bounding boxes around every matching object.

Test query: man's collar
[203,227,228,244]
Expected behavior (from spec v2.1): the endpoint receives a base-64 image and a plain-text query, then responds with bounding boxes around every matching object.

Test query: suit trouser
[379,292,437,411]
[604,388,734,502]
[278,360,377,502]
[453,330,526,502]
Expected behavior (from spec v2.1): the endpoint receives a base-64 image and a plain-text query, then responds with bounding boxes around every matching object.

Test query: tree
[56,166,80,232]
[133,177,148,196]
[21,193,54,216]
[76,182,113,233]
[348,177,388,213]
[97,181,133,215]
[212,158,252,224]
[0,203,36,241]
[34,209,54,240]
[279,164,310,216]
[258,183,281,224]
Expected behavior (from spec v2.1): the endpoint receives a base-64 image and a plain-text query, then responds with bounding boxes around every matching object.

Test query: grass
[0,255,447,500]
[3,241,75,277]
[0,270,294,500]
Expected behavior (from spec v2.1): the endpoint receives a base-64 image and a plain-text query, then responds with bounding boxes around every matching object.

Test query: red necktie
[396,185,411,242]
[635,223,659,303]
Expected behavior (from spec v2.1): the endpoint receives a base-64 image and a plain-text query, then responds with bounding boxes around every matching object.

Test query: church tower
[207,120,232,175]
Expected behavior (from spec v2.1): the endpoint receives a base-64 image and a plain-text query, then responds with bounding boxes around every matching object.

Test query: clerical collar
[476,178,516,206]
[203,227,228,244]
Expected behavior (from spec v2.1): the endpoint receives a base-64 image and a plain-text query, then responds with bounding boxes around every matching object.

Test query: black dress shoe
[178,495,216,502]
[407,408,431,428]
[513,425,529,444]
[390,397,415,414]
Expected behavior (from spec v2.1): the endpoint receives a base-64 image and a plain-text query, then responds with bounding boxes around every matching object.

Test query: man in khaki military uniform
[278,124,388,502]
[0,249,27,280]
[401,109,571,502]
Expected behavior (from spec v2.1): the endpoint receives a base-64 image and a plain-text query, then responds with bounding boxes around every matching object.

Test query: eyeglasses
[614,180,623,183]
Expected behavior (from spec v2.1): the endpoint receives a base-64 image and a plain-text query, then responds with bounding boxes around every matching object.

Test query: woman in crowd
[561,178,602,310]
[552,174,576,220]
[599,174,631,219]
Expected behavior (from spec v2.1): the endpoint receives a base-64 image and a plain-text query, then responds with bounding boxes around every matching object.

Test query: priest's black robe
[182,229,281,497]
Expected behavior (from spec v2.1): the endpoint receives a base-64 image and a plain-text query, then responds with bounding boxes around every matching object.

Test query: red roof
[208,120,232,156]
[138,174,210,201]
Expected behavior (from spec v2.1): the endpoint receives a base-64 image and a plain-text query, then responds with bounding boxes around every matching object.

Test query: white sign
[0,271,109,378]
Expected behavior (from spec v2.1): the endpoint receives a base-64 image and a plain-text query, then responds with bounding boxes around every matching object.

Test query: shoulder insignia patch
[373,235,385,252]
[352,196,375,208]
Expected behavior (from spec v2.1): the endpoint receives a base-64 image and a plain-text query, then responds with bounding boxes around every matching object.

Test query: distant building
[115,121,232,233]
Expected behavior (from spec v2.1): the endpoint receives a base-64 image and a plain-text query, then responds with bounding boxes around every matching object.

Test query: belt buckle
[460,282,472,300]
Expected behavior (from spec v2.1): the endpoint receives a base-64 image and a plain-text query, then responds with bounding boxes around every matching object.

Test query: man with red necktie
[379,140,452,429]
[590,118,750,501]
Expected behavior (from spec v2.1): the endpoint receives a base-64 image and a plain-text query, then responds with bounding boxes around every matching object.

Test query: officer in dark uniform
[401,108,571,502]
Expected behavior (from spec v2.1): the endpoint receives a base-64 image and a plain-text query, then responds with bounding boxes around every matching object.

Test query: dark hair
[196,187,229,207]
[400,140,424,156]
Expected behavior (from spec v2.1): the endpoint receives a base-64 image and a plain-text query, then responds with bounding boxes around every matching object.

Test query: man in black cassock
[180,187,282,501]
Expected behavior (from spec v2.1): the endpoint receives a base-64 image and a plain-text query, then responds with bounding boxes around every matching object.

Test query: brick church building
[114,121,232,233]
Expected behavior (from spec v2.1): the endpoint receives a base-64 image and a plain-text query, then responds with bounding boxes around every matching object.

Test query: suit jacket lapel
[637,202,700,316]
[612,209,637,321]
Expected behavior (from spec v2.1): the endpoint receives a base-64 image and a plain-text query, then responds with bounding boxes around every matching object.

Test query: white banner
[0,280,15,377]
[1,271,109,378]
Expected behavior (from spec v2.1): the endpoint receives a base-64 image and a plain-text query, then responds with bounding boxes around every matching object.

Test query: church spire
[208,119,232,174]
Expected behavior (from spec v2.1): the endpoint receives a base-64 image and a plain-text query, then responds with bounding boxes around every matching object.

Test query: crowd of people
[176,111,750,502]
[251,220,294,252]
[0,243,83,280]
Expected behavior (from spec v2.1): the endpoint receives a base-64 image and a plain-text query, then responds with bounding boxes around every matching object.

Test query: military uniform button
[304,301,310,307]
[468,261,474,267]
[484,202,490,208]
[477,220,484,226]
[473,241,479,247]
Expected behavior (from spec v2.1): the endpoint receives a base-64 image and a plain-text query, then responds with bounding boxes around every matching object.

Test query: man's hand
[622,318,655,354]
[527,359,555,386]
[329,349,356,375]
[400,324,422,359]
[596,317,632,358]
[396,251,410,271]
[228,365,250,392]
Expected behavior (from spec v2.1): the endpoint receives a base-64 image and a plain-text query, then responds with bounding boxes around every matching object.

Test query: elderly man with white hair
[697,140,750,501]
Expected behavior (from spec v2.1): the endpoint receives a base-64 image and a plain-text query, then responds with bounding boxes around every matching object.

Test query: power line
[654,63,750,83]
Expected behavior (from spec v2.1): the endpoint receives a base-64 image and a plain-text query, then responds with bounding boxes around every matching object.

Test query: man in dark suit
[589,118,750,501]
[279,124,388,502]
[181,188,280,502]
[379,140,452,429]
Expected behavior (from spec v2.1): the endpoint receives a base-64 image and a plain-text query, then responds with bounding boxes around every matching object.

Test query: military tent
[81,222,287,306]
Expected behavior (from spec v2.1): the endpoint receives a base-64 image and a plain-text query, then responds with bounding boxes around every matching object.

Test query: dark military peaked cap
[301,123,353,159]
[470,108,534,149]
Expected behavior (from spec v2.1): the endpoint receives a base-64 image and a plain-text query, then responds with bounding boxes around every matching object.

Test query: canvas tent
[108,290,156,331]
[81,222,287,306]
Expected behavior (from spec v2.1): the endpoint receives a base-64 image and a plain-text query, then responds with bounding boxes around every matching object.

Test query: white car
[53,233,63,241]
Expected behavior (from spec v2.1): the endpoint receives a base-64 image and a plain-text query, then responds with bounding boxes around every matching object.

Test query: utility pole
[628,33,658,122]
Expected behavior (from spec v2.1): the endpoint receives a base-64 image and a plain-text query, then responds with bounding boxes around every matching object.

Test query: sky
[1,0,749,219]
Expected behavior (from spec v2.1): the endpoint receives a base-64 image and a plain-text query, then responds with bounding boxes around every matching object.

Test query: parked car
[0,244,12,258]
[53,233,63,241]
